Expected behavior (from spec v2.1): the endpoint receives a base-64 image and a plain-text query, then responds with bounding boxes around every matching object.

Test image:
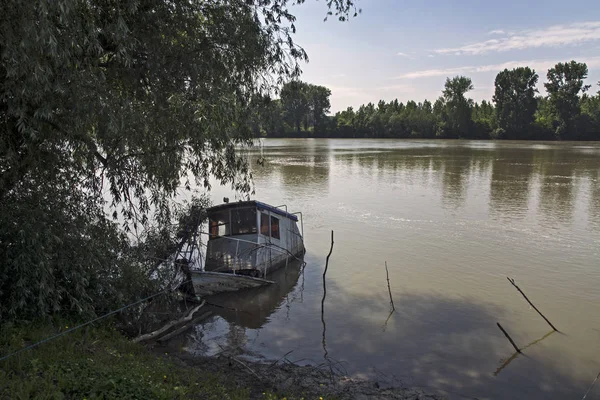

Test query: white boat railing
[197,232,299,273]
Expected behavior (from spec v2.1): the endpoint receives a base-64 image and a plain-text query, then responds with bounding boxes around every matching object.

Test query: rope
[0,280,190,363]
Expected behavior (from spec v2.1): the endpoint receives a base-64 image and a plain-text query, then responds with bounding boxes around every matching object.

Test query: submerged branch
[494,330,555,376]
[385,261,395,311]
[507,277,558,332]
[321,230,335,380]
[133,300,205,343]
[496,322,521,354]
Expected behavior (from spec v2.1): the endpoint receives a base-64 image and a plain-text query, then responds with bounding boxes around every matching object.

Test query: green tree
[307,84,332,131]
[0,0,357,319]
[544,61,590,139]
[280,81,310,132]
[335,107,356,137]
[250,94,286,136]
[441,76,474,138]
[492,67,538,139]
[580,82,600,140]
[472,100,495,139]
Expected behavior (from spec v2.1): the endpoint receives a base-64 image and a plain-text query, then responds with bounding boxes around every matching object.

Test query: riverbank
[153,344,445,400]
[0,320,443,399]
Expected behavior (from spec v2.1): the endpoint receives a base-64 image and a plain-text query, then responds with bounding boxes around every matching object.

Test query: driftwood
[133,300,205,343]
[384,261,395,311]
[267,350,294,371]
[232,356,263,381]
[496,322,521,353]
[157,310,213,343]
[507,277,558,331]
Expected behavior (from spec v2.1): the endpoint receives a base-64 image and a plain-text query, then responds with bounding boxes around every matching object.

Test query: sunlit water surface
[171,139,600,400]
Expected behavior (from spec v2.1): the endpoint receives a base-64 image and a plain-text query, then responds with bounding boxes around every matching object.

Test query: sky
[289,0,600,113]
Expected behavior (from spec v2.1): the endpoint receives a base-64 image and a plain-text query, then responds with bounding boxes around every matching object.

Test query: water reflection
[203,260,304,329]
[246,140,600,225]
[536,149,578,224]
[587,169,600,228]
[180,275,588,400]
[201,139,600,400]
[439,150,472,209]
[494,330,555,377]
[250,140,331,197]
[489,149,535,219]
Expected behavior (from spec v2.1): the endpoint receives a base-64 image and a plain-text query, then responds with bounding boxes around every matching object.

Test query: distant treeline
[249,61,600,140]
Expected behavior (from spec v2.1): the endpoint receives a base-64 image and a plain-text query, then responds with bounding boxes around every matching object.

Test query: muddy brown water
[175,139,600,400]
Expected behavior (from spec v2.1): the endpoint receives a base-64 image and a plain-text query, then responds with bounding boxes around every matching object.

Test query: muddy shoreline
[152,343,446,399]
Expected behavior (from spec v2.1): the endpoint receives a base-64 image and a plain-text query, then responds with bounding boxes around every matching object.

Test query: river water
[178,139,600,399]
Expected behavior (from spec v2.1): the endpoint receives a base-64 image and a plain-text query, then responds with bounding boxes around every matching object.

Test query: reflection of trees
[249,141,331,194]
[588,168,600,227]
[534,149,577,223]
[489,148,535,219]
[439,149,474,209]
[250,140,600,225]
[279,154,329,190]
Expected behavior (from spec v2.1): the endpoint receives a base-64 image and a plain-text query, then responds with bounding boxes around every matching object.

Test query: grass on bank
[0,319,321,400]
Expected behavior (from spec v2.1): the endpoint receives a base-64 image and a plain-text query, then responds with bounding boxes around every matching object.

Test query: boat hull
[190,271,274,297]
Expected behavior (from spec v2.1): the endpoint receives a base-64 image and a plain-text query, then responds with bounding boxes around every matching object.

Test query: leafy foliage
[0,0,358,320]
[545,61,591,139]
[256,61,600,141]
[281,81,312,132]
[440,76,475,138]
[0,321,250,399]
[493,67,539,139]
[0,174,209,319]
[264,81,332,133]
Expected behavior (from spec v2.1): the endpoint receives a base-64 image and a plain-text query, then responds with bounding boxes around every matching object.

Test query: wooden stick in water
[497,322,521,353]
[507,277,558,332]
[322,230,334,299]
[133,301,205,343]
[385,261,395,311]
[157,311,213,342]
[321,230,334,368]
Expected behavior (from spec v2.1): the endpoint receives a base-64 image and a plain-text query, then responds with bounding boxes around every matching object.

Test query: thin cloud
[395,56,600,79]
[436,21,600,55]
[326,84,416,95]
[428,54,435,58]
[376,84,416,93]
[397,52,415,59]
[488,29,505,35]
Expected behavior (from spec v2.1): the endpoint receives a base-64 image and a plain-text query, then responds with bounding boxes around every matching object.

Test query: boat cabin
[205,201,304,276]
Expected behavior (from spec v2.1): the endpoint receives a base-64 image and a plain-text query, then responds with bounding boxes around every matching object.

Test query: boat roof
[207,200,299,221]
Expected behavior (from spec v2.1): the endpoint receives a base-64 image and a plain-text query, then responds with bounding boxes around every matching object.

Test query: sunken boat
[191,200,304,296]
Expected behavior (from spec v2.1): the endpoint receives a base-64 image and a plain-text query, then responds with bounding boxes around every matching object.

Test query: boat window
[209,210,230,237]
[260,213,270,236]
[231,208,257,236]
[271,216,280,239]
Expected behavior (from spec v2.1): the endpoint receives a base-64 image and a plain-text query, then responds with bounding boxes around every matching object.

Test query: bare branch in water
[506,277,558,331]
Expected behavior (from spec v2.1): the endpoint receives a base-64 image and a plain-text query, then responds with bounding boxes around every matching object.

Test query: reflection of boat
[204,259,303,329]
[191,200,304,297]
